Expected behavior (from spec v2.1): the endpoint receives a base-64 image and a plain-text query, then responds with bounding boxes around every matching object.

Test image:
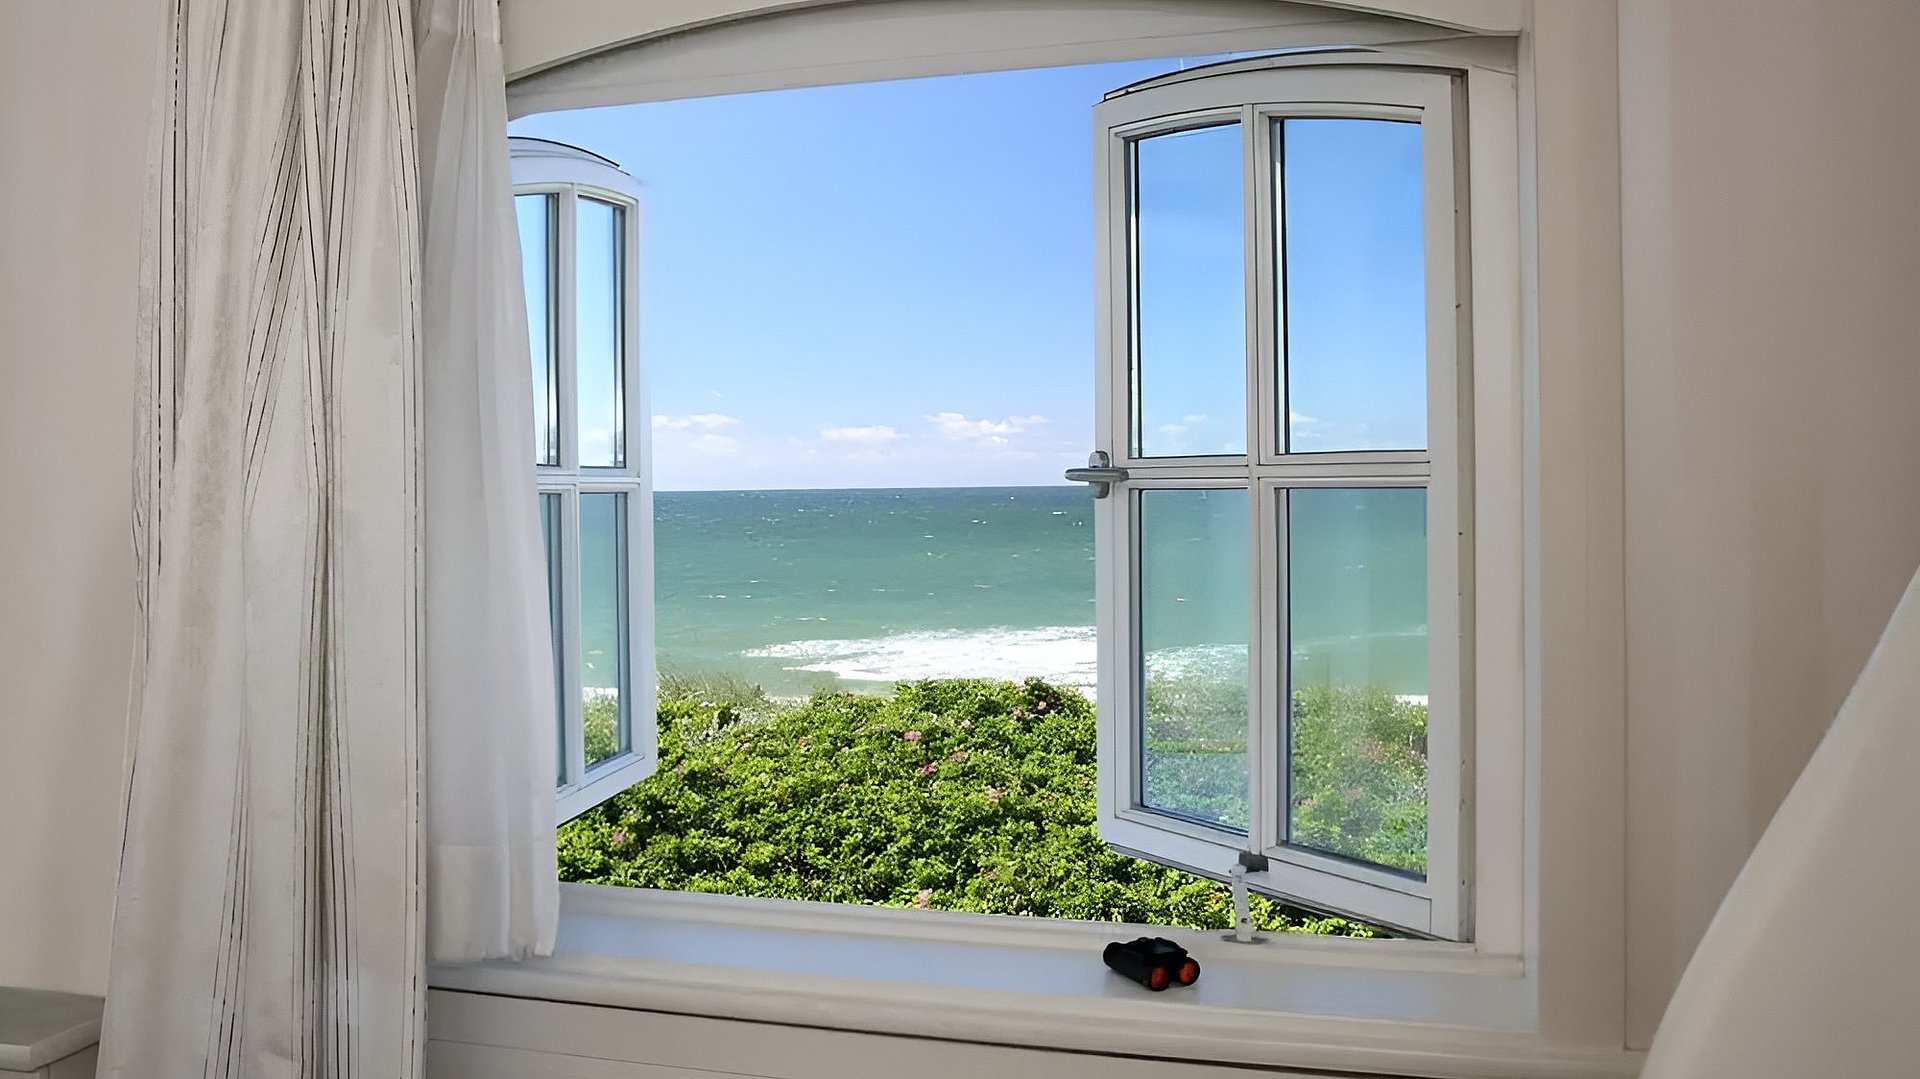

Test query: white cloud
[652,413,742,432]
[819,424,905,444]
[683,433,745,456]
[652,413,745,460]
[1153,413,1218,452]
[924,412,1048,446]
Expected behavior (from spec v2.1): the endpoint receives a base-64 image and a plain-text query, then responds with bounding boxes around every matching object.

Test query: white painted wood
[0,990,100,1074]
[500,0,1523,86]
[1514,4,1630,1048]
[426,988,1627,1079]
[426,885,1644,1079]
[44,1046,98,1079]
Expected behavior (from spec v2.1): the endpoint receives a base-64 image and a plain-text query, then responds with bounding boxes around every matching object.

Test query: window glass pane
[1133,124,1245,458]
[542,492,566,785]
[1137,487,1248,831]
[580,492,630,767]
[577,197,626,467]
[1279,119,1426,452]
[1286,487,1427,876]
[518,194,558,466]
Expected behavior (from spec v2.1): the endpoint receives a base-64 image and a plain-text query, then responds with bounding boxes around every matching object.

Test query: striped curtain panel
[100,0,554,1073]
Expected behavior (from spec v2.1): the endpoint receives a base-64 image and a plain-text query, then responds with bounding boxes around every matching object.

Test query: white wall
[0,0,160,995]
[1618,0,1920,1048]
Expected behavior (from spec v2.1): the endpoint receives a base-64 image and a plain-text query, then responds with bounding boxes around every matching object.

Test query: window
[1086,60,1468,938]
[513,138,659,822]
[508,51,1515,947]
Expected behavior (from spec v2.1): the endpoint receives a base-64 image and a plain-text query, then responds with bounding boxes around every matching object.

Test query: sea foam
[746,626,1099,689]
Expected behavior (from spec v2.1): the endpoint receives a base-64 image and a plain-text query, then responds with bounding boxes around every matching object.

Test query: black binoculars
[1102,936,1200,991]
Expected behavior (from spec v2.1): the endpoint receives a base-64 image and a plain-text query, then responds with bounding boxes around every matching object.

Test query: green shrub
[1287,686,1428,874]
[559,677,1421,936]
[583,694,618,764]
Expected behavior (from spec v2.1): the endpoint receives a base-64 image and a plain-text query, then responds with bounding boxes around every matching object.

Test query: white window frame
[451,7,1642,1071]
[1090,60,1474,939]
[512,139,659,822]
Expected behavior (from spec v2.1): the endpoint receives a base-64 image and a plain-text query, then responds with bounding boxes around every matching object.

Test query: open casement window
[1083,59,1469,939]
[511,137,658,823]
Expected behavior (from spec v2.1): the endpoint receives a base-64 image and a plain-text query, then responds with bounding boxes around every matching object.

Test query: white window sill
[426,883,1640,1079]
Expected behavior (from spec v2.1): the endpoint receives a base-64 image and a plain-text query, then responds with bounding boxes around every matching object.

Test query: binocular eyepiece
[1102,936,1200,991]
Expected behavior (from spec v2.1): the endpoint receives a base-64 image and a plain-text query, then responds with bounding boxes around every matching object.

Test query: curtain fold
[104,0,554,1072]
[102,1,427,1075]
[1641,562,1920,1077]
[414,0,560,963]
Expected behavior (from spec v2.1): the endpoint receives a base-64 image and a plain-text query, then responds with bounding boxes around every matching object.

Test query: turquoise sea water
[626,486,1428,700]
[651,487,1096,697]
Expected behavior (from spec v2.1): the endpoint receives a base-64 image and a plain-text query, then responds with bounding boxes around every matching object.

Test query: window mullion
[1254,482,1286,855]
[1237,104,1271,855]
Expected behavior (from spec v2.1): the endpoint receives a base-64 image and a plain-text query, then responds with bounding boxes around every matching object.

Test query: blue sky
[510,57,1424,490]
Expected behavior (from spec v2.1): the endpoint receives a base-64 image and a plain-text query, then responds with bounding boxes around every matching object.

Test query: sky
[510,57,1425,490]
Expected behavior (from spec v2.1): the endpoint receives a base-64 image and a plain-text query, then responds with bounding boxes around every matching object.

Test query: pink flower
[903,730,922,742]
[984,786,1003,802]
[918,762,939,776]
[610,829,628,846]
[913,889,933,908]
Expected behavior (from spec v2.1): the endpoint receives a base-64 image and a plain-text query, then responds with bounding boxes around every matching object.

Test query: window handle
[1065,451,1128,498]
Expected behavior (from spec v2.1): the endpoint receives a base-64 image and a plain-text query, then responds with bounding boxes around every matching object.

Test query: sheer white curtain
[101,0,553,1073]
[414,0,559,963]
[1641,563,1920,1077]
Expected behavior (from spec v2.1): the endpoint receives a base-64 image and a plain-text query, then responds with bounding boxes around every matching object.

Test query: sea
[639,486,1429,701]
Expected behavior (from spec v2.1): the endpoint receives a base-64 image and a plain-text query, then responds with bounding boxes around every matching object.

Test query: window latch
[1064,451,1128,498]
[1225,852,1270,945]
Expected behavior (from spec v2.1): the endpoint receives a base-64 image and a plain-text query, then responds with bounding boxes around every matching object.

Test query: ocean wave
[746,626,1098,689]
[740,628,1431,695]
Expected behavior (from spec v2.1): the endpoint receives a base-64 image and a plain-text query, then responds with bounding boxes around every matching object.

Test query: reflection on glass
[1286,487,1427,876]
[518,194,557,465]
[577,197,625,467]
[580,492,630,768]
[1134,124,1245,458]
[542,492,566,785]
[1138,487,1249,830]
[1279,119,1426,452]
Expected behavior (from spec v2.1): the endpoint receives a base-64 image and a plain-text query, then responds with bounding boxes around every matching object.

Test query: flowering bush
[583,694,618,764]
[559,677,1422,935]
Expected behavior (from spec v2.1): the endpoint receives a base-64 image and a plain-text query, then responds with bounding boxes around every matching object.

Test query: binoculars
[1102,936,1200,991]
